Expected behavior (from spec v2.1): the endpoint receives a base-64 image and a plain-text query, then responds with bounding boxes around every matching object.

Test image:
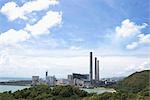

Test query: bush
[59,86,73,97]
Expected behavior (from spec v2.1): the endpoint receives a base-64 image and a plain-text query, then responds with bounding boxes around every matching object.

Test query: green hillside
[116,70,150,93]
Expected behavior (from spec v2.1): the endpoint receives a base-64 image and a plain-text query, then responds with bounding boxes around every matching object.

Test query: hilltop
[116,70,150,93]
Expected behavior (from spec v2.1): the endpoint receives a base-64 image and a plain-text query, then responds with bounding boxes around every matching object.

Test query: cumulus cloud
[0,11,62,46]
[25,11,62,36]
[0,0,59,21]
[115,19,149,49]
[126,33,150,49]
[126,42,138,49]
[116,19,147,38]
[138,34,150,44]
[0,29,30,45]
[0,0,62,46]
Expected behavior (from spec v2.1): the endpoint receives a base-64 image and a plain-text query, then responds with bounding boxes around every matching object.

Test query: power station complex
[89,52,100,85]
[32,52,115,88]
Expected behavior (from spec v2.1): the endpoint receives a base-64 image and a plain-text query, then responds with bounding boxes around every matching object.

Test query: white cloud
[0,10,62,46]
[0,0,59,21]
[0,47,149,78]
[115,19,149,49]
[70,46,81,50]
[116,19,147,38]
[0,2,24,21]
[25,11,62,36]
[126,42,138,49]
[138,61,150,70]
[0,50,10,65]
[0,50,89,77]
[126,33,150,49]
[124,61,150,74]
[0,29,30,45]
[138,34,150,44]
[0,1,62,46]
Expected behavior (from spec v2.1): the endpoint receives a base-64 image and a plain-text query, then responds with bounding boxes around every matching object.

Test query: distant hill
[116,70,150,93]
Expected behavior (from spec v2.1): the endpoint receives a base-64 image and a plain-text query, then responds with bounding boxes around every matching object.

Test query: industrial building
[32,76,39,86]
[67,73,91,88]
[56,79,70,85]
[72,73,89,81]
[46,76,56,86]
[45,71,56,86]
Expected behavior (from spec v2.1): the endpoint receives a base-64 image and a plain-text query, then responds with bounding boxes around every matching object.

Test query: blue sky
[0,0,149,78]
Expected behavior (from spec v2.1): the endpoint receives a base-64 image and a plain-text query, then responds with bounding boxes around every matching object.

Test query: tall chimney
[90,52,93,84]
[46,71,48,77]
[97,60,99,81]
[95,57,97,81]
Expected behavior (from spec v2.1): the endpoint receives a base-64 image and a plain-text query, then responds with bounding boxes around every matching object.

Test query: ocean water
[0,85,30,93]
[0,77,31,93]
[0,77,31,82]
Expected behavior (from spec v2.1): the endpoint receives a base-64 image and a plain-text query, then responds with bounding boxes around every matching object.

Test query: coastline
[0,84,115,94]
[0,80,32,86]
[0,85,30,93]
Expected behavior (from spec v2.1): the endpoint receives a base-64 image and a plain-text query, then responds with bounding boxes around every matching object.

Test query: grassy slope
[116,70,150,93]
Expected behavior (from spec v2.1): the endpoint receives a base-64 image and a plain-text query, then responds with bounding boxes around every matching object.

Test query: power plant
[31,52,117,88]
[89,52,100,85]
[0,52,116,88]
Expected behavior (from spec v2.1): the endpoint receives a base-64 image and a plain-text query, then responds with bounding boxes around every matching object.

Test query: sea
[0,77,115,94]
[0,77,31,93]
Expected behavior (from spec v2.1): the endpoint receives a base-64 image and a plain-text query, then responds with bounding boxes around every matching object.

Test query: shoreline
[0,85,115,94]
[0,80,32,86]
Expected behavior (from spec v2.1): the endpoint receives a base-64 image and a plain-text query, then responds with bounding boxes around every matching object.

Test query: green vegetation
[0,70,149,100]
[0,85,88,100]
[116,70,150,93]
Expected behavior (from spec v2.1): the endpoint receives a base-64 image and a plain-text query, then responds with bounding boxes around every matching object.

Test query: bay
[0,77,31,93]
[0,85,30,93]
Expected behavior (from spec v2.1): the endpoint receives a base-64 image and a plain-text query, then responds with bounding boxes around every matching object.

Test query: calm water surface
[0,85,30,92]
[0,77,31,92]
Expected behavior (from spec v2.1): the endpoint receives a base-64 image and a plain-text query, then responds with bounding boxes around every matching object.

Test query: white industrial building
[46,76,56,86]
[32,76,39,86]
